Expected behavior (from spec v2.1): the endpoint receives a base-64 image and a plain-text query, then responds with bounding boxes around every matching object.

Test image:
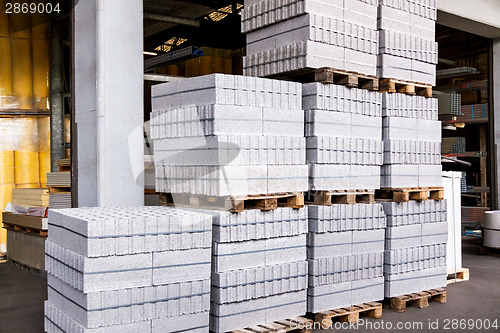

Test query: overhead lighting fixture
[143,51,157,56]
[144,46,203,71]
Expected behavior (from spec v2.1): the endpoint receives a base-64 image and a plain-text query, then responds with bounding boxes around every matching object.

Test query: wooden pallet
[447,268,470,284]
[306,190,375,205]
[10,259,47,277]
[375,187,444,202]
[2,223,48,237]
[388,288,446,313]
[230,316,313,333]
[268,67,379,91]
[314,302,382,329]
[160,192,304,212]
[379,78,433,97]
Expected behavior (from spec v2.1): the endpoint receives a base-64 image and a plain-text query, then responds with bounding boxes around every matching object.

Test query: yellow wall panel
[11,38,33,109]
[15,151,40,185]
[39,151,49,187]
[31,18,49,41]
[0,151,14,184]
[0,37,12,103]
[32,40,49,109]
[9,13,31,39]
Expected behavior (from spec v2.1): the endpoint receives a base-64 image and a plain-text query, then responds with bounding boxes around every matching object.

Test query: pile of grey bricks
[307,204,386,312]
[150,74,308,196]
[304,82,383,190]
[204,208,308,331]
[44,207,213,333]
[378,0,438,84]
[149,74,311,331]
[381,93,442,188]
[242,0,379,77]
[382,201,448,297]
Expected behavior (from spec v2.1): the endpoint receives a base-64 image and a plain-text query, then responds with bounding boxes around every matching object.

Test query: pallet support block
[314,303,382,328]
[389,289,446,313]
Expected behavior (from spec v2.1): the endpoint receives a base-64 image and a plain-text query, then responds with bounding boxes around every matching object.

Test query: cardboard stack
[150,74,308,196]
[44,207,213,333]
[242,0,379,77]
[307,204,386,312]
[378,0,438,85]
[381,93,441,188]
[304,83,383,190]
[203,208,308,332]
[382,200,447,297]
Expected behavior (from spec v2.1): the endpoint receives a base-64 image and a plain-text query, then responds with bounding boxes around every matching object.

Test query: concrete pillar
[73,0,144,207]
[493,39,500,209]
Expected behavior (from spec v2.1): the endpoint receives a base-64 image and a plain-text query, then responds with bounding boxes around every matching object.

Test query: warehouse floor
[0,237,498,333]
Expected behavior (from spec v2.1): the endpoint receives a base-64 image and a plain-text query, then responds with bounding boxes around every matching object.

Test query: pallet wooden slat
[266,67,379,91]
[306,190,375,205]
[375,187,444,202]
[379,78,433,97]
[314,302,382,328]
[2,222,48,237]
[229,317,313,333]
[159,192,304,212]
[389,288,446,312]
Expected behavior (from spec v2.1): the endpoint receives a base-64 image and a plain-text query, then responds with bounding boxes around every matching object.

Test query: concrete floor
[0,237,498,333]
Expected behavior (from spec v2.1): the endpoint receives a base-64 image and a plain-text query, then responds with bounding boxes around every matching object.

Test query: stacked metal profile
[441,137,466,154]
[150,74,308,196]
[435,91,462,116]
[44,207,213,333]
[382,201,447,297]
[304,83,383,190]
[378,0,438,85]
[381,93,442,188]
[460,172,468,193]
[307,204,386,312]
[202,208,308,332]
[242,0,379,77]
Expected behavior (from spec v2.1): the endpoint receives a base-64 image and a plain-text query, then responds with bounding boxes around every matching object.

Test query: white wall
[438,0,500,38]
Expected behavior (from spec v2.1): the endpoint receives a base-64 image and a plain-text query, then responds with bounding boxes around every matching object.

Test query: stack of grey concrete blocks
[199,208,308,332]
[242,0,379,77]
[381,93,442,188]
[378,0,438,85]
[44,207,213,333]
[382,200,447,297]
[307,204,386,312]
[304,83,383,190]
[150,74,308,196]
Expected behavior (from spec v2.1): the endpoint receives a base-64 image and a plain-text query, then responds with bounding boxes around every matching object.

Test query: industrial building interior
[1,1,500,332]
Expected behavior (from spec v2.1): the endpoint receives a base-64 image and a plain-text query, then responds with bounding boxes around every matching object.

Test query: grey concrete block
[307,282,352,313]
[210,290,307,332]
[351,276,384,305]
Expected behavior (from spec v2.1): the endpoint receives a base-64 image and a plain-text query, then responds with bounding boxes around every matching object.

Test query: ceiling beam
[144,12,200,27]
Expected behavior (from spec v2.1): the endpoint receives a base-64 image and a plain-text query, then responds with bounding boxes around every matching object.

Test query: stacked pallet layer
[197,208,308,332]
[382,201,447,297]
[307,204,386,312]
[242,0,378,77]
[304,83,383,191]
[381,93,441,188]
[378,0,437,85]
[457,103,488,123]
[150,74,307,196]
[44,207,213,333]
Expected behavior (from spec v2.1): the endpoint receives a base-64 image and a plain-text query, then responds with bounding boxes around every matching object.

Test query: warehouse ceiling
[143,0,244,54]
